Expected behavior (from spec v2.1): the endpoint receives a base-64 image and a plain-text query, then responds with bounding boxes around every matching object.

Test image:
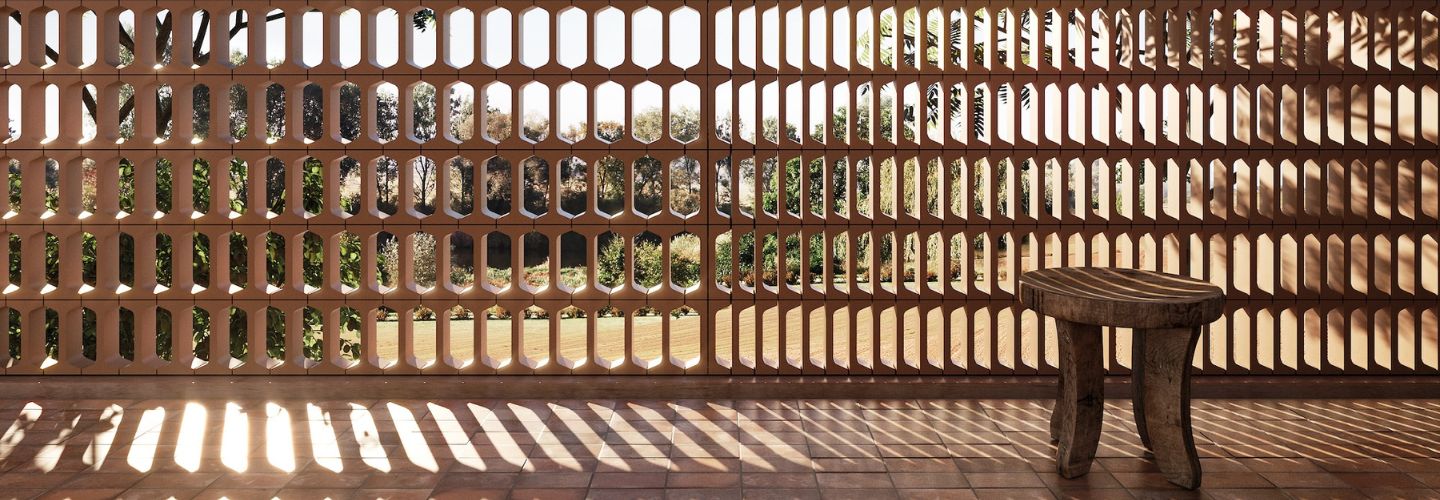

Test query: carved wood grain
[1054,319,1105,479]
[1135,327,1205,489]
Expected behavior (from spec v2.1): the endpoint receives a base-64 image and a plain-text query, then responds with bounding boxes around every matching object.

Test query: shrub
[633,238,664,288]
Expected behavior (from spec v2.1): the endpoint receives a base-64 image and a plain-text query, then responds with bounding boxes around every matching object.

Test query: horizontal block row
[4,155,1437,225]
[3,4,1437,73]
[1,301,1435,375]
[3,79,1437,148]
[2,226,1435,303]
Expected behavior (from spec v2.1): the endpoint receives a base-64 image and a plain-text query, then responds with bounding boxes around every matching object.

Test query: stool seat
[1019,267,1224,329]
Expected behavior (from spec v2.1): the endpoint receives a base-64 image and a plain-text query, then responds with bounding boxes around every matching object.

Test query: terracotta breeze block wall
[0,1,1436,375]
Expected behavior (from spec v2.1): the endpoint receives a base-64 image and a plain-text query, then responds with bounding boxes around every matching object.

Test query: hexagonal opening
[481,7,513,68]
[483,231,511,293]
[633,231,663,292]
[556,8,588,68]
[443,82,476,143]
[670,232,701,292]
[558,156,588,218]
[556,82,587,143]
[518,8,550,68]
[669,306,701,369]
[480,82,512,143]
[594,306,625,368]
[519,82,550,143]
[519,232,549,293]
[669,7,701,69]
[594,7,625,68]
[447,231,476,293]
[519,305,549,369]
[520,156,549,217]
[596,232,625,293]
[631,7,663,69]
[670,82,701,143]
[483,156,512,217]
[596,156,623,218]
[555,306,588,369]
[633,156,663,218]
[632,82,663,143]
[558,231,587,292]
[670,156,700,218]
[481,305,512,368]
[594,83,625,143]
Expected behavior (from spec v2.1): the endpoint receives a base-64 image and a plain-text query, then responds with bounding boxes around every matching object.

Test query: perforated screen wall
[0,1,1436,375]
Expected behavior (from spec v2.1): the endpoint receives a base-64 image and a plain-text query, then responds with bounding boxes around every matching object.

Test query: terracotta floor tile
[129,472,222,490]
[887,472,969,489]
[1355,488,1440,500]
[743,473,819,488]
[1125,489,1204,500]
[56,473,146,490]
[591,471,669,488]
[35,489,128,500]
[882,458,959,473]
[971,487,1057,499]
[587,488,667,500]
[810,458,887,473]
[815,472,894,489]
[358,472,441,489]
[113,489,205,500]
[1039,471,1123,490]
[513,471,592,488]
[0,473,83,490]
[1238,458,1325,473]
[816,488,901,500]
[1280,488,1370,500]
[432,471,518,489]
[1109,472,1184,490]
[1411,474,1440,489]
[669,457,740,473]
[952,458,1042,473]
[281,471,371,489]
[667,472,741,488]
[509,489,589,500]
[350,489,435,500]
[191,488,279,500]
[1198,471,1274,489]
[663,487,742,500]
[1258,471,1352,489]
[427,488,508,500]
[1049,489,1133,500]
[1333,473,1428,489]
[966,472,1046,489]
[896,489,979,500]
[740,488,824,500]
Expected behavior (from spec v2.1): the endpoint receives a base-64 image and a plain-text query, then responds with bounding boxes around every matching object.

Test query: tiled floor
[1,398,1438,500]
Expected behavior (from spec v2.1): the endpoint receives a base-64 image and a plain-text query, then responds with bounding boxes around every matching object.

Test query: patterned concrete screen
[0,1,1436,375]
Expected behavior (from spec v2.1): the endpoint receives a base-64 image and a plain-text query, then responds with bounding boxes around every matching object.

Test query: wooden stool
[1019,267,1224,490]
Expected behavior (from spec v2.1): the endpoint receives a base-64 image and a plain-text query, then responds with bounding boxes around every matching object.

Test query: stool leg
[1054,320,1103,479]
[1131,331,1150,451]
[1049,370,1063,442]
[1133,327,1203,490]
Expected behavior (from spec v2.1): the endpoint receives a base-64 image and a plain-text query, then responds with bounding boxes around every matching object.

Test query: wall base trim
[2,375,1436,400]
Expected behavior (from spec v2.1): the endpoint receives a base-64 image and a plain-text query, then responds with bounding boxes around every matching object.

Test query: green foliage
[633,236,664,288]
[633,157,664,215]
[597,235,626,287]
[596,157,624,215]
